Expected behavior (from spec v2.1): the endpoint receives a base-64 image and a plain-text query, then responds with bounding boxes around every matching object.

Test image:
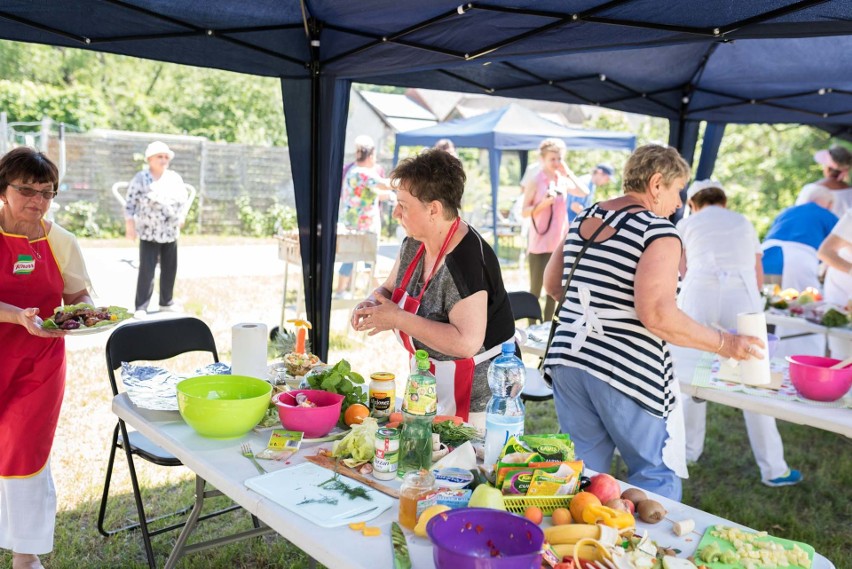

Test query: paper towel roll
[232,323,269,381]
[736,312,770,385]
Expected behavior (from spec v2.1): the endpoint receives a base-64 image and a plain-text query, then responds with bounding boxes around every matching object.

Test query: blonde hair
[539,138,566,159]
[622,144,690,194]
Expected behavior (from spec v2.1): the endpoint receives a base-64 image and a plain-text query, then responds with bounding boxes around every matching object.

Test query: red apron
[391,219,503,421]
[0,222,66,478]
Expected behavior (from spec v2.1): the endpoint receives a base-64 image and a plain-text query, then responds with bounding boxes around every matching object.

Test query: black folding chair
[506,291,553,402]
[507,290,543,324]
[96,317,245,568]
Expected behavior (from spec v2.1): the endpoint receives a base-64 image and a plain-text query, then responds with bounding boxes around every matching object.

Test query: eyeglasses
[8,183,57,200]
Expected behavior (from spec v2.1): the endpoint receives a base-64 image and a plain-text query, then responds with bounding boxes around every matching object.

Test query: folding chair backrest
[105,317,219,396]
[507,291,543,323]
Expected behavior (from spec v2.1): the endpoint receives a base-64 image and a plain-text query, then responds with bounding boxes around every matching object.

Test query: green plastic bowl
[176,375,272,439]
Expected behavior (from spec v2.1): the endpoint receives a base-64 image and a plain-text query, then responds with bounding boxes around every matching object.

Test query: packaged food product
[369,372,396,418]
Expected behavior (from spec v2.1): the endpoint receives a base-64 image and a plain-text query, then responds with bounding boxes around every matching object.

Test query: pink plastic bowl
[786,355,852,402]
[272,389,344,438]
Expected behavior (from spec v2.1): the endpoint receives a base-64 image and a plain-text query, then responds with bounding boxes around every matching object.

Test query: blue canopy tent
[393,104,636,251]
[0,1,850,359]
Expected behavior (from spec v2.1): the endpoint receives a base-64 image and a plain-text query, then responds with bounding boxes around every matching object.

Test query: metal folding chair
[96,317,245,568]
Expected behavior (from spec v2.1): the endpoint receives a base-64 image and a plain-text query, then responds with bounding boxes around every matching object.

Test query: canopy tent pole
[280,18,352,361]
[668,118,701,223]
[519,150,528,182]
[488,148,502,255]
[694,122,726,181]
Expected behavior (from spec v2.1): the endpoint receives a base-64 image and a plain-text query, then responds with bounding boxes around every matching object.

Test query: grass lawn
[1,249,847,567]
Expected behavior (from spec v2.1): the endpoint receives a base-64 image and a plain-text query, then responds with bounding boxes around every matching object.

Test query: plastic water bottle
[484,342,526,466]
[398,349,437,477]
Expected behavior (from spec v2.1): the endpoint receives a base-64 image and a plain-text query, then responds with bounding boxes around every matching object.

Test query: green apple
[468,484,506,510]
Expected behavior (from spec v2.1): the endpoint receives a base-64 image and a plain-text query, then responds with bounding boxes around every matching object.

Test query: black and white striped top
[543,204,682,418]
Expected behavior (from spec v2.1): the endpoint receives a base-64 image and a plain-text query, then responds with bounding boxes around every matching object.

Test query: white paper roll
[736,312,770,385]
[231,323,269,381]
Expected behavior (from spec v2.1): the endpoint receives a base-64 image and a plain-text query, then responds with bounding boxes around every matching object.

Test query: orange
[569,491,601,523]
[344,403,370,426]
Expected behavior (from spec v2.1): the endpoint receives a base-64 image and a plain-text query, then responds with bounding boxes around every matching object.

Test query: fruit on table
[672,518,695,536]
[605,498,634,515]
[414,505,451,537]
[344,403,370,426]
[550,542,603,562]
[551,507,572,526]
[635,499,667,523]
[582,504,635,529]
[586,473,621,504]
[620,488,647,505]
[467,484,506,510]
[544,523,618,546]
[569,491,601,523]
[523,506,543,525]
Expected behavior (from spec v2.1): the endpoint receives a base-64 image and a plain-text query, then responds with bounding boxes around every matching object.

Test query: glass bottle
[398,349,436,477]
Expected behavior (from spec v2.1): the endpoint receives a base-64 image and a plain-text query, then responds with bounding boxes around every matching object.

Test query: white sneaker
[133,310,147,319]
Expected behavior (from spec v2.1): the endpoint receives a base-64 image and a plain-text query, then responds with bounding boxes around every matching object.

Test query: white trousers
[682,396,789,481]
[0,462,56,555]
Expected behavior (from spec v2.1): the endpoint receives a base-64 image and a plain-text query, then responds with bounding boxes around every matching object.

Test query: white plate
[60,320,123,335]
[244,462,392,528]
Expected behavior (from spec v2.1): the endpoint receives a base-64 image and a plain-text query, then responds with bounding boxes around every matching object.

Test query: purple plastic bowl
[426,508,544,569]
[786,355,852,402]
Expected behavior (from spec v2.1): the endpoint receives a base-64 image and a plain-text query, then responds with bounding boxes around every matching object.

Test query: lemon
[414,505,451,538]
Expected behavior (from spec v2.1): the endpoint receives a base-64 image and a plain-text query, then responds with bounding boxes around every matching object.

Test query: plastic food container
[433,467,474,490]
[272,389,344,438]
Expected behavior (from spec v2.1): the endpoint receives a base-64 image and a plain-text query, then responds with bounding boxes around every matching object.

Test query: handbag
[538,204,644,373]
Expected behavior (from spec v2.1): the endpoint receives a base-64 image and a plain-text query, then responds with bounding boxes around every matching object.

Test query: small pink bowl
[786,355,852,402]
[272,389,344,438]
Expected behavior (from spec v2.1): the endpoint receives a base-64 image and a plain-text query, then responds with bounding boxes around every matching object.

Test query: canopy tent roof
[1,0,851,357]
[394,103,636,151]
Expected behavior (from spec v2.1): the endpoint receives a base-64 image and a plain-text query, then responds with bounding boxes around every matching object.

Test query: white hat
[145,141,174,160]
[686,179,724,201]
[354,135,375,150]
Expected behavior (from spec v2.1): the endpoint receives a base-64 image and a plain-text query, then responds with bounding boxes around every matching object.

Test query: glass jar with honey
[398,469,435,530]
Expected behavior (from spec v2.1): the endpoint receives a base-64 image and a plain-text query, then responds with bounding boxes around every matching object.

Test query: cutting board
[245,462,393,528]
[694,525,814,568]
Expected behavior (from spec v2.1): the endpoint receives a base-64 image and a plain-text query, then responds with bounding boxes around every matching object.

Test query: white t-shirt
[676,205,761,271]
[47,222,92,294]
[796,182,852,217]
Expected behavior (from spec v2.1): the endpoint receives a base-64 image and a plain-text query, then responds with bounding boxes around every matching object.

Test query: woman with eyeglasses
[0,147,93,569]
[796,145,852,217]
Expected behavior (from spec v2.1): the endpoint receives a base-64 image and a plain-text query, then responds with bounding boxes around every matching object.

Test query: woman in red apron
[351,149,516,427]
[0,148,93,569]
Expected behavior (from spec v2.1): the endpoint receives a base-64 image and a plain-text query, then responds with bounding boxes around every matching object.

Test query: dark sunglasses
[8,183,57,200]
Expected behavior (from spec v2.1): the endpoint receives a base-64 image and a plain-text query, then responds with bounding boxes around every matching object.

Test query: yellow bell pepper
[581,504,635,529]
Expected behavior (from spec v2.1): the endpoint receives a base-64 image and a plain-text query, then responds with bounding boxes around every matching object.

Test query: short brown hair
[622,144,690,194]
[391,149,465,219]
[690,187,727,208]
[828,145,852,169]
[0,147,59,198]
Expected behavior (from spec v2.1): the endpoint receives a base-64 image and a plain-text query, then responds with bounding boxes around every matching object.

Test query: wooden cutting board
[305,454,400,499]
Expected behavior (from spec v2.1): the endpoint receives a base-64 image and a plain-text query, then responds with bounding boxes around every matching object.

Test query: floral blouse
[124,169,189,243]
[340,166,384,233]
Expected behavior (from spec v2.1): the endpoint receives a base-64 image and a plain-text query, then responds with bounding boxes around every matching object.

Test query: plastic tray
[503,494,573,515]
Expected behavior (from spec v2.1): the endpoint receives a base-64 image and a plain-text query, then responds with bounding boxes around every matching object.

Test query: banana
[544,523,600,545]
[551,543,602,561]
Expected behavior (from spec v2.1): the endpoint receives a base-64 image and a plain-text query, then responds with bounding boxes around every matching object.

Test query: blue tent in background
[0,1,850,358]
[394,104,636,250]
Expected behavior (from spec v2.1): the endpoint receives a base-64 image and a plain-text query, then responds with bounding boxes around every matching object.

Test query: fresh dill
[318,473,373,501]
[297,495,338,506]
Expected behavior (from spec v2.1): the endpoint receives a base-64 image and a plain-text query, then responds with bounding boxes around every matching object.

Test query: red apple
[586,473,621,504]
[605,498,635,515]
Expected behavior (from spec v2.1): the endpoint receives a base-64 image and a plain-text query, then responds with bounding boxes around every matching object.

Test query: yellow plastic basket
[503,494,574,515]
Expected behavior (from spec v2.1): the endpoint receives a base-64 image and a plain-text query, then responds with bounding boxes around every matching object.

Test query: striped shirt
[543,204,681,418]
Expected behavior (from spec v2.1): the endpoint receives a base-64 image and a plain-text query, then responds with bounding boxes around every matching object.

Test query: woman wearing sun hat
[670,179,802,487]
[796,145,852,217]
[124,141,190,317]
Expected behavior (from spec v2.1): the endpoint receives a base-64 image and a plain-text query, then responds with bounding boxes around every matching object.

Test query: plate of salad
[42,303,131,334]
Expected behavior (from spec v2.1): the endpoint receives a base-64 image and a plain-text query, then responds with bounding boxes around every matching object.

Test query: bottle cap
[501,341,515,355]
[415,349,430,370]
